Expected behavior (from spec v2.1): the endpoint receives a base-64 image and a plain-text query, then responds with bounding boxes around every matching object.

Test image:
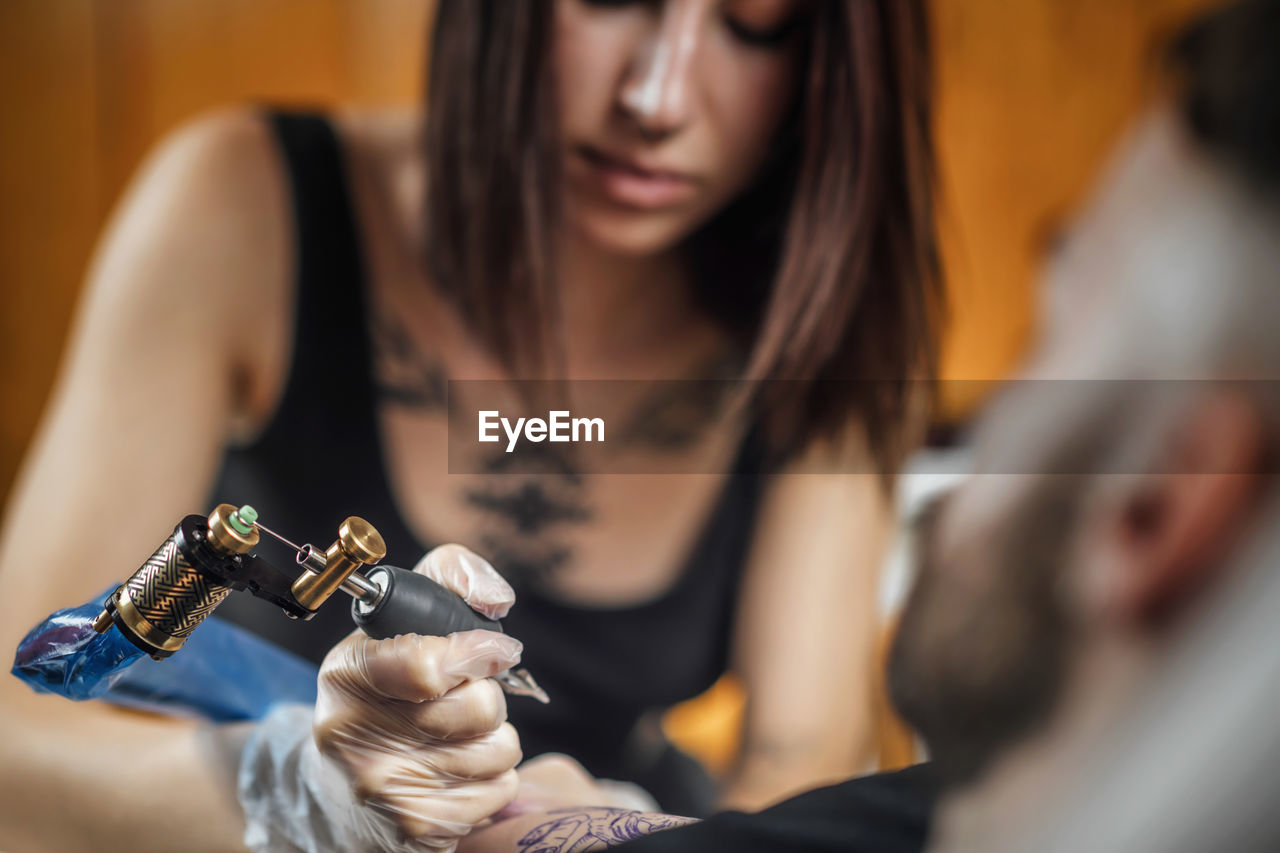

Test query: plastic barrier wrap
[11,586,318,721]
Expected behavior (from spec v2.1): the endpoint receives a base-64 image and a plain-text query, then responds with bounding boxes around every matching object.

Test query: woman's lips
[576,145,699,209]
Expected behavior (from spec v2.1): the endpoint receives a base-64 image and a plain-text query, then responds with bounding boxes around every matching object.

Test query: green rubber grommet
[230,504,258,535]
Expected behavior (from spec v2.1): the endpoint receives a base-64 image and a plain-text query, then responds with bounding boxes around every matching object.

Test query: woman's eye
[724,14,802,49]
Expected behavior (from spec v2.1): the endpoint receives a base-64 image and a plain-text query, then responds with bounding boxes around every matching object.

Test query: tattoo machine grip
[351,565,503,640]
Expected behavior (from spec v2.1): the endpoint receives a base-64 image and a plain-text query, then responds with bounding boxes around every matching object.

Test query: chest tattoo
[369,309,740,585]
[371,311,449,411]
[466,444,592,585]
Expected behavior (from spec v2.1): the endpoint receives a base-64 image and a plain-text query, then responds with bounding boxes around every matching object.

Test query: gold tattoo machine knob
[289,517,387,611]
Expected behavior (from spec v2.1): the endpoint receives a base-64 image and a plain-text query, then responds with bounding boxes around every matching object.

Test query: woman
[0,0,939,843]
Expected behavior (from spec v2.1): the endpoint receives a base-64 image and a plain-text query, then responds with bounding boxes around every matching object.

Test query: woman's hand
[239,544,524,852]
[314,630,523,842]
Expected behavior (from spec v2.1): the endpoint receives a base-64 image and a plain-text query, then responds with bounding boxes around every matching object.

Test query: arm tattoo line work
[517,808,697,853]
[367,309,746,585]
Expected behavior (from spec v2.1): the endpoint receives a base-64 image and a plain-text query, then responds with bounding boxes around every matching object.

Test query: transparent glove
[238,544,523,852]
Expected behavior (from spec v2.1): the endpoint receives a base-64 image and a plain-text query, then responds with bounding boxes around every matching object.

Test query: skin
[555,0,803,255]
[0,0,884,844]
[460,755,696,853]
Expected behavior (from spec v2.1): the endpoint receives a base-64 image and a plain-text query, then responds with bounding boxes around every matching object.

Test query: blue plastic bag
[11,586,318,722]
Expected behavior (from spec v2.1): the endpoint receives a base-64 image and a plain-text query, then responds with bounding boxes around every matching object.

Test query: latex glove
[238,544,523,852]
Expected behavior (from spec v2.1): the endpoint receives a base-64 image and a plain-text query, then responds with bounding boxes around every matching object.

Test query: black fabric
[209,111,405,655]
[614,764,938,853]
[207,111,767,810]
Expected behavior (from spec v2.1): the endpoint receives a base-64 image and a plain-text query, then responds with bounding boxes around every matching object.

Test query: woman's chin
[566,207,693,259]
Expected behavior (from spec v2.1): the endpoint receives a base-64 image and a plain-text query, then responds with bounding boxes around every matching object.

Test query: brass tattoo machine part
[93,504,547,703]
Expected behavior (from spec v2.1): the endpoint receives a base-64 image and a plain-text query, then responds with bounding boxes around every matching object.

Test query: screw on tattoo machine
[92,503,548,702]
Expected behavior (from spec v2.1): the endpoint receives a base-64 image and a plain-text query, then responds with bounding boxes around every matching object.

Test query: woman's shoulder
[100,105,289,313]
[126,107,290,294]
[327,109,470,353]
[329,108,421,164]
[112,107,295,427]
[168,106,416,183]
[328,108,430,275]
[328,108,424,226]
[147,107,286,214]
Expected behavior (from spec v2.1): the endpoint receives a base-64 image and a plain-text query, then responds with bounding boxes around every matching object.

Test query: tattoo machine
[89,503,547,702]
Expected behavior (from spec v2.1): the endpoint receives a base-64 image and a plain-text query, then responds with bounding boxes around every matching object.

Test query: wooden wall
[933,0,1220,413]
[0,0,434,505]
[0,0,1221,501]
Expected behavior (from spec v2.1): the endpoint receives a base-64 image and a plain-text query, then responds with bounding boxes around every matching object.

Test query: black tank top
[209,111,765,793]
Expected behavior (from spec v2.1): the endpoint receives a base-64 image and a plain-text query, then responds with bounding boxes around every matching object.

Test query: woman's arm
[719,438,893,811]
[0,109,290,850]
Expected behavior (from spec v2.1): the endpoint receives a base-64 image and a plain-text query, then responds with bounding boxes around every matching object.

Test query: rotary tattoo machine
[14,503,547,704]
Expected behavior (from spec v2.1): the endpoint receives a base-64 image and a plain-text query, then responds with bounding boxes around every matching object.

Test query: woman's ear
[1084,391,1267,630]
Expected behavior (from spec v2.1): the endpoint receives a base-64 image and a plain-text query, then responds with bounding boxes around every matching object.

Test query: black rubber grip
[351,565,503,640]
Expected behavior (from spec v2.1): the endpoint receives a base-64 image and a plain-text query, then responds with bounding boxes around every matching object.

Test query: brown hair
[425,1,941,474]
[1169,0,1280,189]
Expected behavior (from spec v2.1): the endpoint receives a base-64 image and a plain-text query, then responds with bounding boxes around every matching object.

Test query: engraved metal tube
[96,505,259,659]
[108,531,232,658]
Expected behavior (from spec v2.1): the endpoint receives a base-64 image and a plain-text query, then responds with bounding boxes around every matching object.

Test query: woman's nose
[617,0,705,140]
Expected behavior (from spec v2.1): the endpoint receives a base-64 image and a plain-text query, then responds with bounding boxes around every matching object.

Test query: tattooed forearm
[517,808,697,853]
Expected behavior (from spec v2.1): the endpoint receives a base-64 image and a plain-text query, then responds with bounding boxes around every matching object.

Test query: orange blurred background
[0,0,1220,509]
[0,0,1220,772]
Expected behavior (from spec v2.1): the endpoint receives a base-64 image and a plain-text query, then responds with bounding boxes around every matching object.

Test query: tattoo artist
[0,0,939,846]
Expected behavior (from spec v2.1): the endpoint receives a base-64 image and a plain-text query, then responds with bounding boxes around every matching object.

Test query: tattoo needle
[253,520,305,554]
[495,668,550,704]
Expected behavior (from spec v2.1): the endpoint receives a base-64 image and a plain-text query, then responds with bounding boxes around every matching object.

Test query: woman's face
[554,0,806,257]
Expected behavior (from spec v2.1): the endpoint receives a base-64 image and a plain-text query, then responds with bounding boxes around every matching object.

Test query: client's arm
[461,807,695,853]
[458,756,696,853]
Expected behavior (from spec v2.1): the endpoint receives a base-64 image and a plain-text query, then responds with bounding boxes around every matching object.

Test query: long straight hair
[425,1,942,474]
